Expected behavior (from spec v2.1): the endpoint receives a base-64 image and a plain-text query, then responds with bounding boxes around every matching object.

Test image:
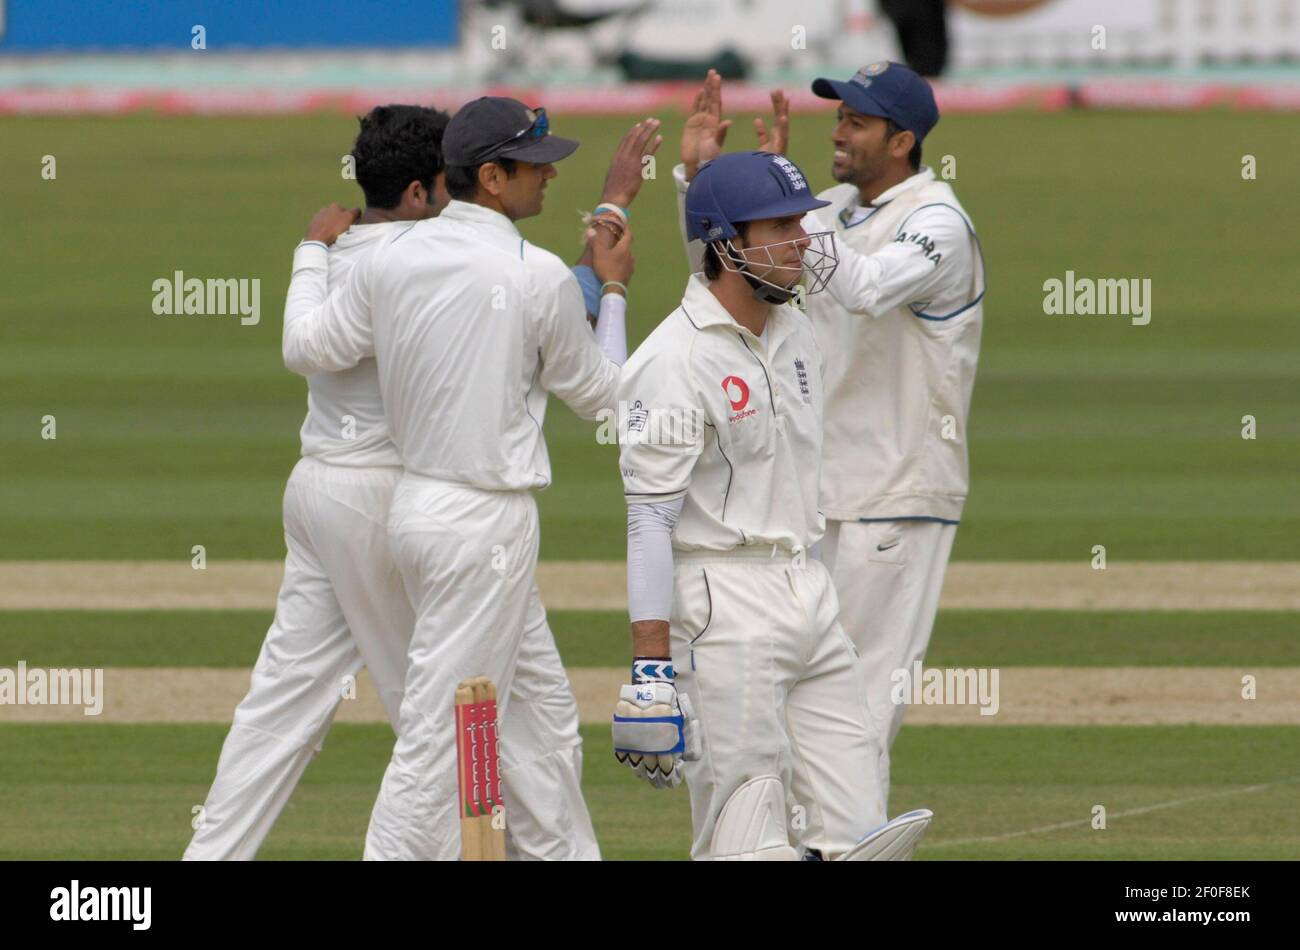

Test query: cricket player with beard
[611,150,933,860]
[185,105,451,861]
[188,103,655,861]
[281,97,637,861]
[675,66,985,811]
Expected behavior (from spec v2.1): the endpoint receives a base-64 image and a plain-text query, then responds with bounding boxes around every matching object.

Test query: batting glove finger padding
[612,682,698,789]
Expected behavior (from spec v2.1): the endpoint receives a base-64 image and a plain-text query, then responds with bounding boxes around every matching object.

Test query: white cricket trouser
[186,459,597,861]
[669,551,887,860]
[184,457,412,861]
[364,474,599,861]
[820,518,958,808]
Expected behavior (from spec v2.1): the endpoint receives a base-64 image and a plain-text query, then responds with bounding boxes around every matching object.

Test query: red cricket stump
[455,676,507,861]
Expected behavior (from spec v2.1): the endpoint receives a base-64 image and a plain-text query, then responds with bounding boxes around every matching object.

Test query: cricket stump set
[455,676,506,861]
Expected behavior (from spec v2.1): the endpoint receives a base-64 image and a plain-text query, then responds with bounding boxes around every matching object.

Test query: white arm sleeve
[282,241,375,375]
[594,291,628,366]
[672,163,706,275]
[627,496,684,623]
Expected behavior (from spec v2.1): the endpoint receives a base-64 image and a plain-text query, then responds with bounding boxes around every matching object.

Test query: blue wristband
[571,264,601,317]
[632,657,674,684]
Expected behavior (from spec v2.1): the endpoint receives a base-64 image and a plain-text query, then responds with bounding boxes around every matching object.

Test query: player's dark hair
[352,104,451,210]
[886,118,922,171]
[702,221,750,280]
[444,158,519,201]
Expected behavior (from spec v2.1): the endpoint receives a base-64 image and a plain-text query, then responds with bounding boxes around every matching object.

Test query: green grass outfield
[3,112,1298,561]
[2,608,1298,669]
[1,723,1295,860]
[2,110,1297,861]
[2,606,1296,859]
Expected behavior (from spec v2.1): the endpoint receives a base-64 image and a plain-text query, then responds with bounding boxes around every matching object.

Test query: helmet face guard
[715,229,839,305]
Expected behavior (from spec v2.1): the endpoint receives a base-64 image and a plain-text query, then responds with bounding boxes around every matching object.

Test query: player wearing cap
[610,151,933,861]
[189,106,655,861]
[281,98,637,860]
[677,65,985,811]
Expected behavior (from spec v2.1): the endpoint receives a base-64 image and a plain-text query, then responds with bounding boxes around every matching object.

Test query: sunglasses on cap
[473,107,549,164]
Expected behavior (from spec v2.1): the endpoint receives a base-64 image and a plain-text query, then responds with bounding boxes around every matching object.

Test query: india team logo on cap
[852,61,890,87]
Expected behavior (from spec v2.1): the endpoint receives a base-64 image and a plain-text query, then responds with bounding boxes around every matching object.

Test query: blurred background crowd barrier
[2,0,1298,113]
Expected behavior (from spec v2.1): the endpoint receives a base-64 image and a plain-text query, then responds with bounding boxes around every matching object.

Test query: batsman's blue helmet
[685,151,831,243]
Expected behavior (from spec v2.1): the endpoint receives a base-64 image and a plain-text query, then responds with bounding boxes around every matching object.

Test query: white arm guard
[626,497,683,623]
[594,291,628,366]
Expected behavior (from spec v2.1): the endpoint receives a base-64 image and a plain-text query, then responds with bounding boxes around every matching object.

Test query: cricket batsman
[676,65,985,809]
[610,150,933,860]
[281,97,635,860]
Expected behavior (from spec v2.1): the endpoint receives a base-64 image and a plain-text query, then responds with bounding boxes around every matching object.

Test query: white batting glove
[612,662,699,789]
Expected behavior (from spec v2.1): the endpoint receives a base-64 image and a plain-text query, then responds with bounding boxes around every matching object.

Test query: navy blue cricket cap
[811,61,939,142]
[442,96,579,167]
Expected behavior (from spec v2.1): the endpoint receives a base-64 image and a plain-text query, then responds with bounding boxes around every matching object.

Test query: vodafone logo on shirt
[722,376,749,410]
[722,375,756,423]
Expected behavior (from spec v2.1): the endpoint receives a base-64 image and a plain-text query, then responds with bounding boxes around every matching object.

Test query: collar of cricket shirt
[870,165,935,207]
[440,199,523,237]
[334,219,403,250]
[841,165,938,227]
[680,273,798,352]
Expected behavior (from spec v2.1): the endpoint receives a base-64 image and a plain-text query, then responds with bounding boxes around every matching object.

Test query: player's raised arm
[681,69,730,181]
[669,71,733,274]
[573,118,662,320]
[672,75,793,274]
[753,89,790,156]
[282,203,377,375]
[600,116,664,211]
[817,202,982,321]
[588,221,634,366]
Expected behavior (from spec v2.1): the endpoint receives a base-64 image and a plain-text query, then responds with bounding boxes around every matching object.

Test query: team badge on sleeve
[626,399,649,433]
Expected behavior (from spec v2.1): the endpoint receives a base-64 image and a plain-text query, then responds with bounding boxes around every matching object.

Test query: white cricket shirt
[808,167,985,524]
[672,163,984,525]
[283,200,620,491]
[295,222,402,468]
[619,274,825,554]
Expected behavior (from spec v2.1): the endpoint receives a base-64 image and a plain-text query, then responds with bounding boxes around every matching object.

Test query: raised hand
[754,89,790,155]
[600,118,664,210]
[681,68,731,182]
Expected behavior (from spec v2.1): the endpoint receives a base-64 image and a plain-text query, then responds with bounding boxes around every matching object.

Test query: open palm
[681,69,731,180]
